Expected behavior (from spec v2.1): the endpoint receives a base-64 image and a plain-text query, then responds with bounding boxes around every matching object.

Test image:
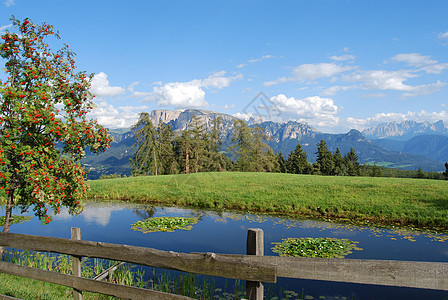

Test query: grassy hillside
[88,172,448,231]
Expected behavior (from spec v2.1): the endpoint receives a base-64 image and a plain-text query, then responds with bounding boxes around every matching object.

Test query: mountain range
[81,109,448,179]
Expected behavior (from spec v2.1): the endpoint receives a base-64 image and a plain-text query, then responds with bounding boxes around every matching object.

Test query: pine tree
[231,120,277,172]
[131,112,159,176]
[316,140,334,175]
[157,121,178,175]
[416,167,425,179]
[333,148,346,176]
[277,152,288,173]
[231,120,254,171]
[287,143,309,174]
[344,147,360,176]
[187,116,208,173]
[205,117,227,172]
[443,163,448,180]
[370,163,383,177]
[251,126,278,172]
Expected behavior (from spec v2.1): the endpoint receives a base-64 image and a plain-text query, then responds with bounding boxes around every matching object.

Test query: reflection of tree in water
[187,210,207,221]
[133,207,156,219]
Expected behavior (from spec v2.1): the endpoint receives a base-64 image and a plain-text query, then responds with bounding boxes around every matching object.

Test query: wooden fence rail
[1,228,448,300]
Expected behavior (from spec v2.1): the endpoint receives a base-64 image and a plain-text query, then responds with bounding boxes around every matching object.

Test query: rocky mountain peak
[362,120,448,140]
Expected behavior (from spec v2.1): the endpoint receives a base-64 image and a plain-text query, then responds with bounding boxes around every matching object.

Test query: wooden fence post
[246,228,264,300]
[71,227,82,300]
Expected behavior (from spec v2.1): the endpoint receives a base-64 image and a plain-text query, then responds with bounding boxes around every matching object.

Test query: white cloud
[344,70,417,91]
[330,54,355,62]
[237,55,275,69]
[362,93,388,98]
[420,63,448,74]
[233,112,253,121]
[439,31,448,41]
[390,53,448,74]
[127,81,140,92]
[132,91,152,98]
[390,53,437,67]
[292,63,356,81]
[143,71,242,109]
[401,80,446,98]
[263,77,289,87]
[150,82,207,108]
[268,94,340,128]
[341,69,446,97]
[321,85,357,96]
[248,55,275,63]
[4,0,14,7]
[265,52,447,99]
[198,71,243,89]
[0,24,12,33]
[264,62,355,86]
[88,101,150,128]
[90,72,126,98]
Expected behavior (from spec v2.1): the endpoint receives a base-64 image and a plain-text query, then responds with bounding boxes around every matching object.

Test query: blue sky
[1,0,448,133]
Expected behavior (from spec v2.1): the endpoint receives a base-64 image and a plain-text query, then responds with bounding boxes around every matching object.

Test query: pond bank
[87,172,448,232]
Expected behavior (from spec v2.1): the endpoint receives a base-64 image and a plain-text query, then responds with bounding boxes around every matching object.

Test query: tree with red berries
[0,17,111,232]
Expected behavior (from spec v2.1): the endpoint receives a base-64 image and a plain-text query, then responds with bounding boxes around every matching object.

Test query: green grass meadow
[87,172,448,230]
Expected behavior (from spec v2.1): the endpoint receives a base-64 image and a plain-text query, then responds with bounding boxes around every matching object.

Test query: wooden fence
[1,227,448,300]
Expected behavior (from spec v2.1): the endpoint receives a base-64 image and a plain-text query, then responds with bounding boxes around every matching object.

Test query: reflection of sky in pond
[2,201,448,299]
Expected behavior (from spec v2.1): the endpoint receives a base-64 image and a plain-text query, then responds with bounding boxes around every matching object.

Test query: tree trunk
[153,151,158,176]
[185,148,190,174]
[3,189,14,233]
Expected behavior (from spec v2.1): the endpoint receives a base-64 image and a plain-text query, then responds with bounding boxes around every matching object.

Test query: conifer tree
[370,162,383,177]
[131,115,178,176]
[205,117,227,171]
[251,126,278,172]
[315,140,334,175]
[416,167,425,179]
[287,143,309,174]
[185,115,208,173]
[131,112,159,176]
[157,121,178,174]
[277,152,287,173]
[333,147,346,176]
[344,147,360,176]
[231,119,254,171]
[231,120,277,172]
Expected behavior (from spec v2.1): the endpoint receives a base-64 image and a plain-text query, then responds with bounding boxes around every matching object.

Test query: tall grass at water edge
[1,249,310,299]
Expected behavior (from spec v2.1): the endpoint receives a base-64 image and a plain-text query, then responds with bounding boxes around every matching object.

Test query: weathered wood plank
[93,261,125,281]
[0,232,277,283]
[246,228,264,300]
[224,255,448,291]
[4,231,448,291]
[71,227,83,300]
[0,261,192,300]
[0,294,21,300]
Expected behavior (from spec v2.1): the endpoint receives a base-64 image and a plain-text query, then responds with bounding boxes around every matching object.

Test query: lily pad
[131,217,199,233]
[272,237,362,258]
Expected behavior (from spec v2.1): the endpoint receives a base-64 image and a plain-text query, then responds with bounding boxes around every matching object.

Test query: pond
[1,201,448,300]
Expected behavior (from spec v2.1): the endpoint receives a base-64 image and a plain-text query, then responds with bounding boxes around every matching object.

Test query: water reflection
[2,201,448,299]
[132,207,156,220]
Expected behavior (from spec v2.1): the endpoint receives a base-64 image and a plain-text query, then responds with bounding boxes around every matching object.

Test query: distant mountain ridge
[81,110,447,178]
[362,120,448,140]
